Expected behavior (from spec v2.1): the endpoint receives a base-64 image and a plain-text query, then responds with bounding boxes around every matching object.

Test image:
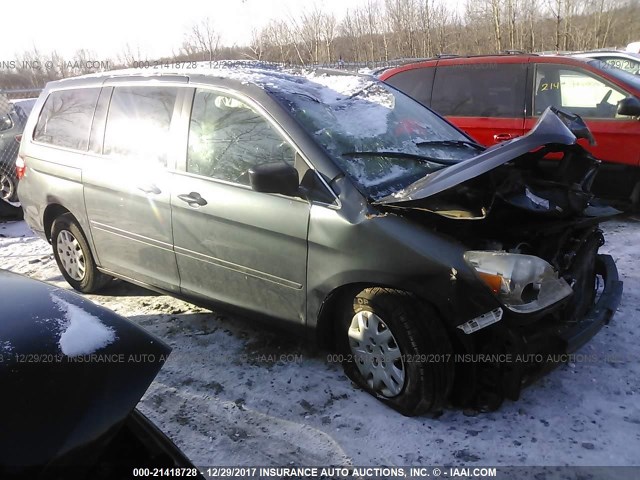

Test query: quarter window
[34,88,101,150]
[533,64,626,118]
[385,67,435,106]
[431,63,527,118]
[103,86,178,165]
[187,90,294,185]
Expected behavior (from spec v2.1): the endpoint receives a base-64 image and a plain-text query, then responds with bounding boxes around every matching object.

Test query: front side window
[534,64,626,118]
[103,86,178,165]
[187,90,294,185]
[431,63,527,118]
[34,88,100,150]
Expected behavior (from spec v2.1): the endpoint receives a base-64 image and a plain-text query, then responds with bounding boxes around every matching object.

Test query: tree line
[1,0,638,92]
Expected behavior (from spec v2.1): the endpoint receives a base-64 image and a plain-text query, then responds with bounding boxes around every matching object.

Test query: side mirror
[249,162,299,196]
[617,97,640,116]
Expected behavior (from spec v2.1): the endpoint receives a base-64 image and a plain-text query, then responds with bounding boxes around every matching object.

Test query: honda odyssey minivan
[18,63,622,415]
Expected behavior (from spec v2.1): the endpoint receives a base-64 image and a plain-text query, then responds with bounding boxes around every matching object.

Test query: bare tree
[548,0,563,50]
[248,28,266,60]
[3,0,639,85]
[268,20,295,64]
[119,43,143,67]
[321,12,338,62]
[490,0,503,51]
[418,0,434,57]
[523,0,539,51]
[184,17,221,61]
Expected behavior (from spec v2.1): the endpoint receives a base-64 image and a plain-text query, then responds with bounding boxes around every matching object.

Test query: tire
[51,213,112,293]
[338,287,454,416]
[0,172,18,203]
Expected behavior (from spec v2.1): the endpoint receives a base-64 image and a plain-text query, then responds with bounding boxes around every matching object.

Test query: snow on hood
[51,293,116,357]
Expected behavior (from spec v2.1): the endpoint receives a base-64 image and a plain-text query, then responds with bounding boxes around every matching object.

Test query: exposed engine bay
[375,108,624,410]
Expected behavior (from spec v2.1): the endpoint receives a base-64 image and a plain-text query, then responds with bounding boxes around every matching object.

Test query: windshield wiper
[341,151,459,166]
[415,139,484,150]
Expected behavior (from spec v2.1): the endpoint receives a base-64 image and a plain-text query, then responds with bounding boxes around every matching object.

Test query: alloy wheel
[0,174,14,201]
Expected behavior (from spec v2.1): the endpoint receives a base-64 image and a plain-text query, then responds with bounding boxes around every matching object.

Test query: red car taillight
[15,134,22,144]
[16,156,26,180]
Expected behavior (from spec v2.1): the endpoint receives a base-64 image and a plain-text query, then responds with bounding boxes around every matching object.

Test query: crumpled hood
[375,108,585,205]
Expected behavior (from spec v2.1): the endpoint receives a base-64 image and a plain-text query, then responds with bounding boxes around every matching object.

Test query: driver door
[170,88,309,323]
[525,62,640,169]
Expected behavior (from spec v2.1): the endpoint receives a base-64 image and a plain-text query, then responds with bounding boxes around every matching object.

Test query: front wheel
[51,213,112,293]
[338,287,454,416]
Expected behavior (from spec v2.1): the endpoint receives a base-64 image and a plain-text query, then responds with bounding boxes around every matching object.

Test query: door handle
[494,133,516,142]
[177,192,208,207]
[137,184,161,195]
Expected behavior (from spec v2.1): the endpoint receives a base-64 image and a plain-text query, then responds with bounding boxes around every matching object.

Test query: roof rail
[0,88,43,95]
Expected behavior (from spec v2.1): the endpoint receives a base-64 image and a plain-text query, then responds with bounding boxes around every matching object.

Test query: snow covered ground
[1,217,639,467]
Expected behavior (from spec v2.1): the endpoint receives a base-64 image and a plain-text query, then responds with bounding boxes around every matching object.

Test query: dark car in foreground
[380,54,640,207]
[18,64,622,414]
[0,97,36,202]
[0,270,203,479]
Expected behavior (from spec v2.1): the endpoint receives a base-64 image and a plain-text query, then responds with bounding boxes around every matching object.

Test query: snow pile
[51,293,116,357]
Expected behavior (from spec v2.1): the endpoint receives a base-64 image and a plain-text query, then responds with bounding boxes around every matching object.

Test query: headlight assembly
[464,251,573,313]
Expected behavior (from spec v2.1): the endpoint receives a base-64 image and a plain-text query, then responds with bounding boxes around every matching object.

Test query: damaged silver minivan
[18,64,623,415]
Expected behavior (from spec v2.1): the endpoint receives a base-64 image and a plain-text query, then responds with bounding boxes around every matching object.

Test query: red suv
[380,54,640,205]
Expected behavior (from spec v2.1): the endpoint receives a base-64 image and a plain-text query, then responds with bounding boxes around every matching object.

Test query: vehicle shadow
[99,278,160,298]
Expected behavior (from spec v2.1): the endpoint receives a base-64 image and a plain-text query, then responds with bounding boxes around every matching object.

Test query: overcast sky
[0,0,376,61]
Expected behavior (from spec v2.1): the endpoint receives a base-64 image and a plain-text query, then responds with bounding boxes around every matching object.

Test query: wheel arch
[43,204,73,242]
[314,281,454,351]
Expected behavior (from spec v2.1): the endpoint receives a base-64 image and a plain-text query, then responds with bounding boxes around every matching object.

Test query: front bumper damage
[451,252,623,412]
[561,254,622,353]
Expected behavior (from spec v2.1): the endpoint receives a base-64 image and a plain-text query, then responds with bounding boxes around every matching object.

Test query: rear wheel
[0,173,17,202]
[338,287,454,416]
[51,213,111,293]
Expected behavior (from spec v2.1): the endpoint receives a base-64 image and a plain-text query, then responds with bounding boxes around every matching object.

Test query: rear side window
[34,88,100,150]
[0,113,12,132]
[384,67,435,106]
[431,63,527,118]
[103,86,178,165]
[0,95,13,132]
